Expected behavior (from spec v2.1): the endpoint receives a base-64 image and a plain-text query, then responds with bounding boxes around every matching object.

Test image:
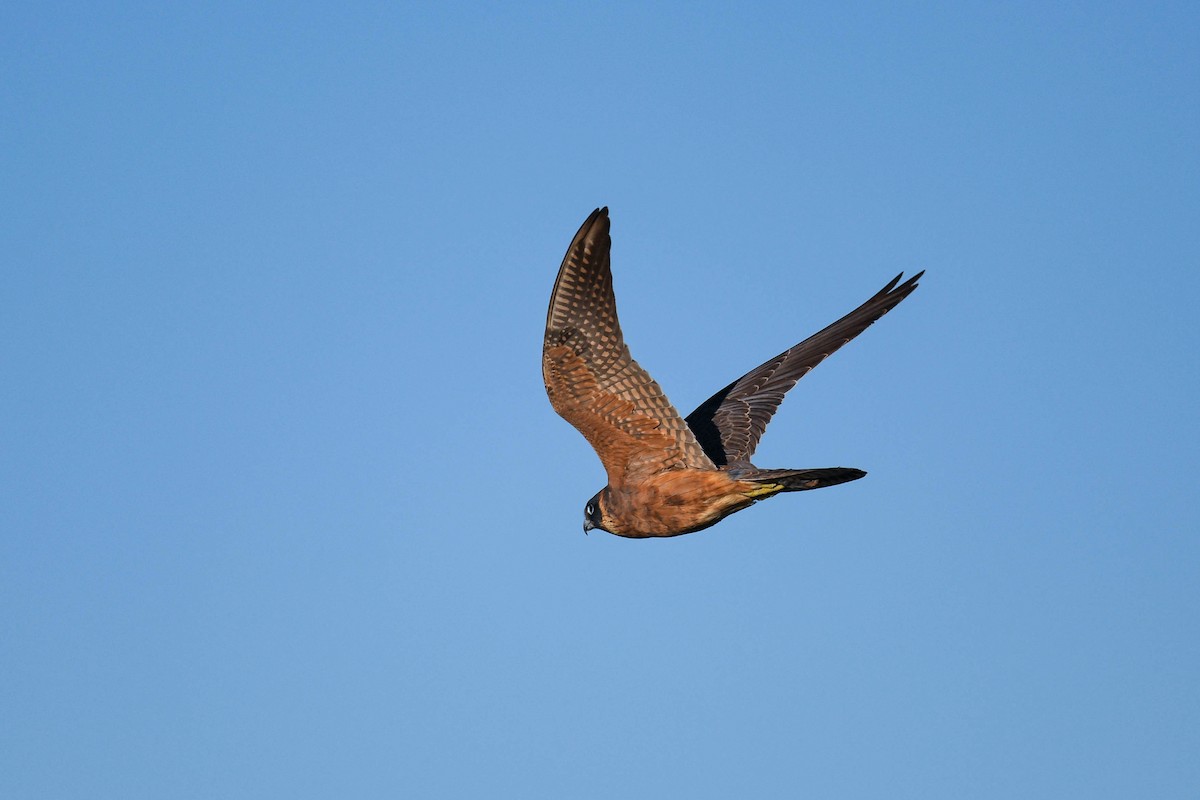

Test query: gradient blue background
[3,3,1197,797]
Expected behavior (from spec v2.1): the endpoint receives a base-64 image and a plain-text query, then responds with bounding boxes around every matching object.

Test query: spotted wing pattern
[543,208,715,486]
[686,271,924,466]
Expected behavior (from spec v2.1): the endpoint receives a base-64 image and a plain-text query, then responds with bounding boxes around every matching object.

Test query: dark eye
[586,502,595,516]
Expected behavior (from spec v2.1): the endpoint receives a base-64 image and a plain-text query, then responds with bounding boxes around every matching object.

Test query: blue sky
[2,2,1197,797]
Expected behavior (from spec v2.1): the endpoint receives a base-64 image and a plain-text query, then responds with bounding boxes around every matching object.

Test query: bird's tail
[737,467,867,494]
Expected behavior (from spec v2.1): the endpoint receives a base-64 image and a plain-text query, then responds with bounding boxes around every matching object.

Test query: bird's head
[583,490,611,535]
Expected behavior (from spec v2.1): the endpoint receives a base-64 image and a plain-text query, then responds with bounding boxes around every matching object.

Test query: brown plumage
[543,207,922,538]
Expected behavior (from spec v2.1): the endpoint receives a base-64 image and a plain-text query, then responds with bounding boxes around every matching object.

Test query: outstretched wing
[543,208,714,486]
[686,271,923,466]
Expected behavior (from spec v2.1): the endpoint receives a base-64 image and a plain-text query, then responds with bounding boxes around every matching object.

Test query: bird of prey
[543,207,922,538]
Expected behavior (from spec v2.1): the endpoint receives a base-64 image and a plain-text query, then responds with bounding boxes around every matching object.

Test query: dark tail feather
[741,467,866,492]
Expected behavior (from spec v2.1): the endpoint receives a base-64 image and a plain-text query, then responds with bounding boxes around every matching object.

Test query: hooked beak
[583,519,594,535]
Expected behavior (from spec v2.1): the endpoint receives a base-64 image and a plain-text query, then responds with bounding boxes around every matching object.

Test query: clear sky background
[3,3,1197,798]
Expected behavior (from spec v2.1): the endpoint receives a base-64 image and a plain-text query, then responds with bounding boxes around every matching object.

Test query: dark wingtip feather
[745,466,868,491]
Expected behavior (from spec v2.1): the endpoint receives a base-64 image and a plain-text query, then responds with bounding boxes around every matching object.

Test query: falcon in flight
[542,207,921,538]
